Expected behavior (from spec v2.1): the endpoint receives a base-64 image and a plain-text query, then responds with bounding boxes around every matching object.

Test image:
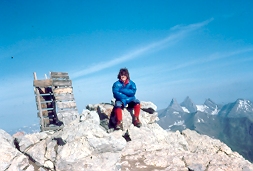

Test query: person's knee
[115,101,123,108]
[133,99,140,104]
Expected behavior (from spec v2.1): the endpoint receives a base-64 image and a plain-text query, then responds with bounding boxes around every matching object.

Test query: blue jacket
[112,79,137,107]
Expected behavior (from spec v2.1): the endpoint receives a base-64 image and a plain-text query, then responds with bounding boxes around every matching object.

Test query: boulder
[2,101,253,171]
[0,129,33,171]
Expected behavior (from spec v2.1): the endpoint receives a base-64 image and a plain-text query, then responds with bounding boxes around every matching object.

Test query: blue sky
[1,0,253,132]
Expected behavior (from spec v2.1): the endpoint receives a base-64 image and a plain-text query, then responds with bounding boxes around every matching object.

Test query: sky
[0,0,253,133]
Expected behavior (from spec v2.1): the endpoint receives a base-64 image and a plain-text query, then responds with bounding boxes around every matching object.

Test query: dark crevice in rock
[122,130,131,142]
[52,137,66,146]
[13,138,20,151]
[141,108,155,114]
[182,156,188,168]
[205,161,211,171]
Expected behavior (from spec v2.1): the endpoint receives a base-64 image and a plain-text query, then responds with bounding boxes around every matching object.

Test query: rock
[2,101,253,171]
[0,129,33,171]
[140,101,157,114]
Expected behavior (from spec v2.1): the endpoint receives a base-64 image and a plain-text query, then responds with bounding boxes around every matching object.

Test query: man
[112,68,142,130]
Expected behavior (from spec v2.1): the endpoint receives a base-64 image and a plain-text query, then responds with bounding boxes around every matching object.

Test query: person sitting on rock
[112,68,142,130]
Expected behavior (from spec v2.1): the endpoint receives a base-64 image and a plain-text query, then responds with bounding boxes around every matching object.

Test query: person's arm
[119,81,136,97]
[112,82,128,100]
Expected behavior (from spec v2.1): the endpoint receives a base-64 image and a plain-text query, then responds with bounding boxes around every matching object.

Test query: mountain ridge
[158,97,253,163]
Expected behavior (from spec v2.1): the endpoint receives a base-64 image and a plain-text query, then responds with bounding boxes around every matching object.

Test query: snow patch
[197,119,205,123]
[173,111,179,115]
[211,106,219,115]
[196,105,208,112]
[174,120,184,125]
[237,100,253,112]
[182,107,190,113]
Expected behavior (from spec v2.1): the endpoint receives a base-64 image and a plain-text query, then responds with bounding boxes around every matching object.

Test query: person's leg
[129,99,142,127]
[114,101,123,130]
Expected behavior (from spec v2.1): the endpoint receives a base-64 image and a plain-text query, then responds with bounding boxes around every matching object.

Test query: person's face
[120,73,127,82]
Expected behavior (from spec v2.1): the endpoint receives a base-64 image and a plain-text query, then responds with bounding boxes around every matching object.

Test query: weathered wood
[41,108,54,111]
[43,125,64,131]
[35,94,53,101]
[34,72,45,131]
[34,71,79,132]
[52,80,72,86]
[38,110,54,117]
[36,97,53,103]
[33,79,53,87]
[56,101,76,109]
[37,103,53,109]
[50,71,69,80]
[53,87,73,94]
[35,87,53,94]
[55,94,75,101]
[50,75,70,79]
[43,118,50,126]
[50,72,68,77]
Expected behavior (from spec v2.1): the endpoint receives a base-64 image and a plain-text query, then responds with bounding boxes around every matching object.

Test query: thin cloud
[71,19,212,79]
[167,48,253,72]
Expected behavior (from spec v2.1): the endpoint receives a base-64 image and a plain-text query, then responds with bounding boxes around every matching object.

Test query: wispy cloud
[166,48,253,72]
[71,19,212,79]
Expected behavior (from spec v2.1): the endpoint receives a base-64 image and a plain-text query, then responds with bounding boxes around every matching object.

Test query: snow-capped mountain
[180,96,197,113]
[219,99,253,118]
[196,98,220,115]
[158,98,184,118]
[157,97,253,163]
[158,98,192,131]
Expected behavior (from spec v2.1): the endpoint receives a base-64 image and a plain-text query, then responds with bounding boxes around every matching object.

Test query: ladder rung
[41,108,54,111]
[40,100,54,103]
[39,93,53,96]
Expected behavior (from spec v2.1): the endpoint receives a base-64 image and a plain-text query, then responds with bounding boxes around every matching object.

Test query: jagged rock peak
[168,98,184,113]
[180,96,197,113]
[234,98,253,112]
[219,99,253,118]
[203,98,219,115]
[204,98,217,107]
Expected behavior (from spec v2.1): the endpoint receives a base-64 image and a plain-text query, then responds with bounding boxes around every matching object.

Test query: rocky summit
[1,101,253,171]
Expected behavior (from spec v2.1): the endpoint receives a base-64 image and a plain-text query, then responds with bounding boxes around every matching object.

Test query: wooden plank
[51,75,69,79]
[38,110,55,117]
[56,101,76,109]
[43,118,50,126]
[41,108,54,111]
[43,125,64,131]
[55,94,75,101]
[38,103,53,109]
[35,95,53,102]
[50,72,69,77]
[53,87,73,94]
[35,87,53,94]
[33,79,53,87]
[52,80,72,86]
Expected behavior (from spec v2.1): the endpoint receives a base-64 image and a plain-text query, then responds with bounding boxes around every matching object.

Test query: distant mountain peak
[204,98,216,106]
[180,96,197,113]
[219,99,253,118]
[168,98,184,113]
[197,98,219,115]
[235,99,253,113]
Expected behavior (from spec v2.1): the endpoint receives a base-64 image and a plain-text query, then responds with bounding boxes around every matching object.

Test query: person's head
[117,68,130,82]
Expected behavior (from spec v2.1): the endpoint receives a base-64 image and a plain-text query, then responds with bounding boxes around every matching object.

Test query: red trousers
[115,103,140,122]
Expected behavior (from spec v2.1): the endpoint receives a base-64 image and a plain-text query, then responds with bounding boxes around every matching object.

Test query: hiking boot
[133,117,142,128]
[115,121,123,130]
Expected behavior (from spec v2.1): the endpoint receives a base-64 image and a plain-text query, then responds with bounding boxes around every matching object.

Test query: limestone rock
[0,129,32,171]
[2,101,253,171]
